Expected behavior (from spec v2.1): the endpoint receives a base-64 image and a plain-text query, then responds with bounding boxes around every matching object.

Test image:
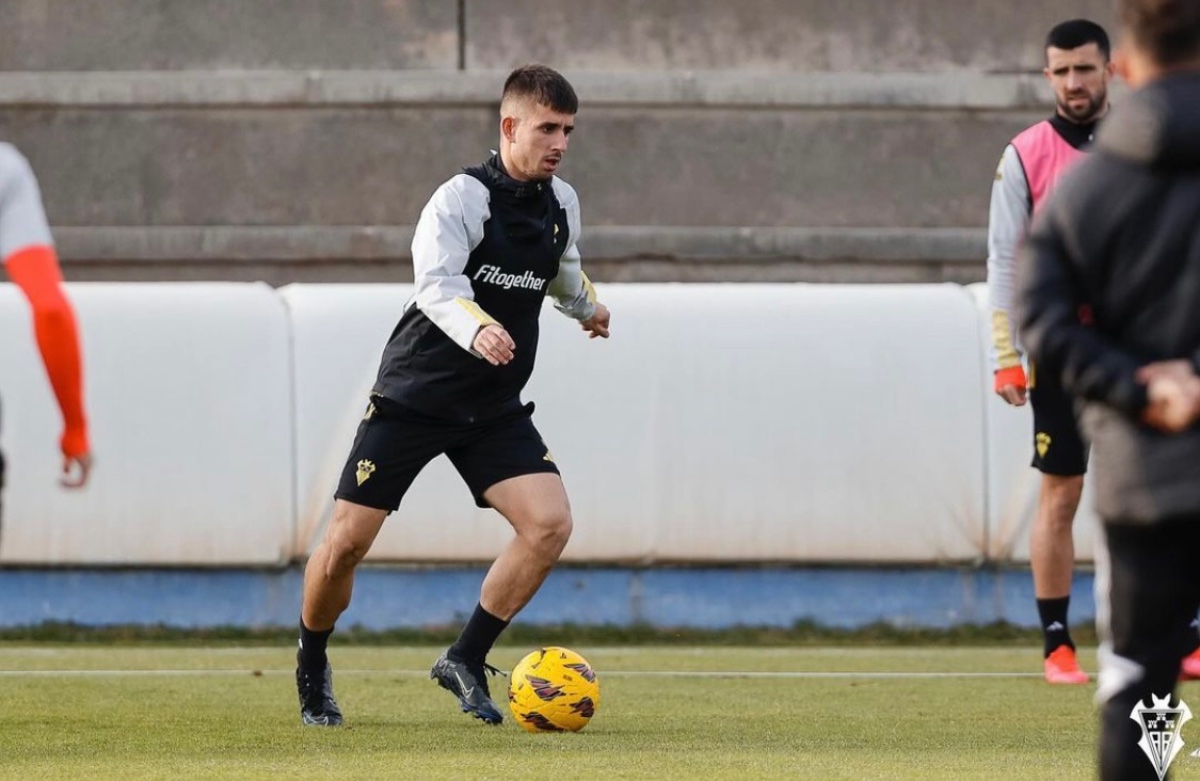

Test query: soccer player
[1017,1,1200,774]
[0,143,92,506]
[987,19,1114,684]
[295,64,611,727]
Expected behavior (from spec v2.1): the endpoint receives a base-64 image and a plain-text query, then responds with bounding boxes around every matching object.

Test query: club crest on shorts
[1132,693,1191,780]
[355,459,376,486]
[1035,432,1052,458]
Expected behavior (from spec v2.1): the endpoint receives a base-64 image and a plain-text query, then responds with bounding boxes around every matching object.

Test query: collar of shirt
[1050,112,1102,150]
[480,154,550,199]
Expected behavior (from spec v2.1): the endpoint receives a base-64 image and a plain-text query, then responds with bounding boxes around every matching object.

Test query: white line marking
[0,669,1045,679]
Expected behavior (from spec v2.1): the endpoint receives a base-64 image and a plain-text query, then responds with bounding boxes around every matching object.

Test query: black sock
[1037,597,1073,657]
[298,620,334,671]
[448,603,509,663]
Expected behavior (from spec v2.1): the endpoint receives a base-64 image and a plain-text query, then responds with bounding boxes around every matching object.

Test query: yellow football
[507,646,600,733]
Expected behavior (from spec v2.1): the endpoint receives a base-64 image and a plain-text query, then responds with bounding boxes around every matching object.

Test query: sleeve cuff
[993,365,1027,392]
[1127,382,1150,417]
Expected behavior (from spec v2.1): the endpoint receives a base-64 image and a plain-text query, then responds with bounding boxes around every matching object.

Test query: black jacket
[372,156,596,423]
[1017,71,1200,524]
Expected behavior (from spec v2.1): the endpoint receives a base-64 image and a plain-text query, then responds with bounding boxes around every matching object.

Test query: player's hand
[474,324,515,366]
[994,366,1027,406]
[60,452,92,489]
[580,303,610,339]
[997,385,1027,405]
[1136,359,1196,385]
[1142,373,1200,433]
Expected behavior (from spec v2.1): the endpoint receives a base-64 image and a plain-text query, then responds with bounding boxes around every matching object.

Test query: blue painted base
[0,566,1096,630]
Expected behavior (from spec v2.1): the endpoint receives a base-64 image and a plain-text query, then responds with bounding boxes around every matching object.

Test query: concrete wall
[0,0,458,71]
[0,108,493,226]
[0,1,1118,282]
[0,103,1037,229]
[467,0,1115,72]
[1,0,1115,72]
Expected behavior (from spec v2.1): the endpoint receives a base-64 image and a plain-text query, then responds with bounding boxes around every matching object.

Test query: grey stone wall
[0,73,1046,229]
[466,0,1116,72]
[0,107,493,226]
[0,0,458,70]
[0,2,1119,282]
[3,0,1116,72]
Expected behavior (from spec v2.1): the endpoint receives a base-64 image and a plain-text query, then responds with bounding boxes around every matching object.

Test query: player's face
[1044,43,1113,124]
[504,101,575,181]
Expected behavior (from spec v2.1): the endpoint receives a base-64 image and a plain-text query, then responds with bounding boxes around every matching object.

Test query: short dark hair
[501,64,578,115]
[1045,18,1111,60]
[1119,0,1200,65]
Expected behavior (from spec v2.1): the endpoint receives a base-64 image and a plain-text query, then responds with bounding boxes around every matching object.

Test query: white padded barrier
[282,283,660,563]
[0,283,293,565]
[968,283,1098,563]
[0,281,1020,566]
[286,283,989,563]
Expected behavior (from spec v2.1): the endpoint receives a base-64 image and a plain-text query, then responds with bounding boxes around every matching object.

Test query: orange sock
[5,245,90,457]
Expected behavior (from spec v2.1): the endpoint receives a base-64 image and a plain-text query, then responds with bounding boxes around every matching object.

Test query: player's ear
[501,115,517,143]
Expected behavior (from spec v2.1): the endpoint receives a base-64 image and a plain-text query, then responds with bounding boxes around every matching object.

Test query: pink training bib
[1011,120,1086,214]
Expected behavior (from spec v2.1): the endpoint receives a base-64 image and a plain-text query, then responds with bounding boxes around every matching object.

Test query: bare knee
[324,543,367,578]
[1040,475,1084,527]
[312,501,387,578]
[521,506,573,557]
[320,523,373,578]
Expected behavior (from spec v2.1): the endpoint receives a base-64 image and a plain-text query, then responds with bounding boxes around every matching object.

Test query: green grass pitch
[2,645,1199,780]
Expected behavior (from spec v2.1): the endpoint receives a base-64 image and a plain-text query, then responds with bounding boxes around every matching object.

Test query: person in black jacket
[1017,1,1200,777]
[294,64,611,728]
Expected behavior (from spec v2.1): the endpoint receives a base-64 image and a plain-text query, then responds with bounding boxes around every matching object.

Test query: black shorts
[1028,360,1089,476]
[334,395,560,511]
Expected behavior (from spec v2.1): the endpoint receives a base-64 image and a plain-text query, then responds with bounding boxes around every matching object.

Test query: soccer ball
[508,646,600,733]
